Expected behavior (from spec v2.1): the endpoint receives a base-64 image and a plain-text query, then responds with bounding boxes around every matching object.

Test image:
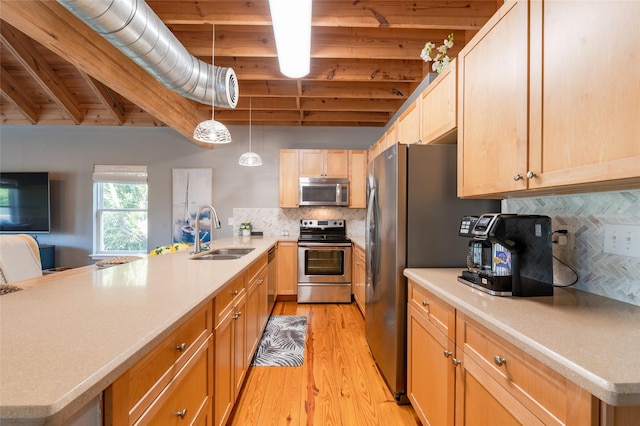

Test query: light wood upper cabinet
[299,149,348,178]
[457,0,529,197]
[397,100,421,145]
[421,59,457,145]
[527,0,640,191]
[279,149,299,208]
[348,150,367,209]
[458,0,640,198]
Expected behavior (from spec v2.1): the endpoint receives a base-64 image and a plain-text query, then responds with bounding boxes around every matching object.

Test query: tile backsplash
[232,207,365,238]
[503,189,640,306]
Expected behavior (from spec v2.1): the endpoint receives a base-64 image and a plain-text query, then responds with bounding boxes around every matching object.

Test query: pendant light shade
[239,97,263,166]
[193,25,232,144]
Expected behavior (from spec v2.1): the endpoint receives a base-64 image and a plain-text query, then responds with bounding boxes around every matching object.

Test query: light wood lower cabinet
[276,241,297,296]
[105,303,213,425]
[407,280,598,426]
[352,244,366,316]
[214,292,246,426]
[407,304,455,426]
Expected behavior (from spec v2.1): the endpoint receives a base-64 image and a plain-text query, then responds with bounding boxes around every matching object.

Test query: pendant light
[193,25,232,144]
[239,97,263,166]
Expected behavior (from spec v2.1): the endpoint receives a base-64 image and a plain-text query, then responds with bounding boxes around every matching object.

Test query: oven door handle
[298,242,352,248]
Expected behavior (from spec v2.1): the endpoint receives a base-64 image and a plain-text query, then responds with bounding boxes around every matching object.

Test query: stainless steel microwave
[299,177,349,206]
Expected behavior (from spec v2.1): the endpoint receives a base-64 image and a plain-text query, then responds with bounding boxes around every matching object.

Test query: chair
[0,234,43,284]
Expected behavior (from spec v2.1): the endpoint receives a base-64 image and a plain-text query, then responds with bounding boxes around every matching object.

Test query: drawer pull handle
[233,311,242,319]
[452,358,461,366]
[176,408,187,419]
[443,350,452,358]
[493,355,507,366]
[232,290,239,295]
[257,279,264,285]
[175,343,187,352]
[422,300,429,307]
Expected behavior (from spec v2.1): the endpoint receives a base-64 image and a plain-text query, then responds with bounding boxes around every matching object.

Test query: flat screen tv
[0,172,51,233]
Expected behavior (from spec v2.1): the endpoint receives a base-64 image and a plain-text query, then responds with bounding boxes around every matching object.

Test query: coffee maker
[458,213,554,297]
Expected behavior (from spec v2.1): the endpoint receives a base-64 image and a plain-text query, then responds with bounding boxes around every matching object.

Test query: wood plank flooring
[228,302,420,426]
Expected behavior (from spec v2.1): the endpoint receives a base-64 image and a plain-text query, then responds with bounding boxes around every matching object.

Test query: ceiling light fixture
[193,25,232,144]
[268,0,312,78]
[239,98,263,167]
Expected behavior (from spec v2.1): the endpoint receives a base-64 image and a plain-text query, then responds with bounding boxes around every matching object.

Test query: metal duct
[57,0,238,108]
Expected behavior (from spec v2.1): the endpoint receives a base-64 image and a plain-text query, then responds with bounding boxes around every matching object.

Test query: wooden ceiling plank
[0,22,84,124]
[0,66,39,124]
[0,0,214,147]
[78,70,126,125]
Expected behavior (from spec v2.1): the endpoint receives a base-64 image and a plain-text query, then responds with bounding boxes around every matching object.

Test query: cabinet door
[421,59,457,145]
[408,305,455,426]
[457,1,529,197]
[245,280,260,366]
[348,150,367,209]
[276,242,297,296]
[397,100,421,145]
[528,0,640,190]
[352,245,366,315]
[233,295,247,399]
[214,311,234,426]
[384,122,397,151]
[299,149,325,177]
[324,150,349,178]
[279,149,299,208]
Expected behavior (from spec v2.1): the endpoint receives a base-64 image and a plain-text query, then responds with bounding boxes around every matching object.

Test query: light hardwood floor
[228,301,420,425]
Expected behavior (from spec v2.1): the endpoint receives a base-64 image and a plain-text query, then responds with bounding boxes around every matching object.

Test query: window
[93,165,148,257]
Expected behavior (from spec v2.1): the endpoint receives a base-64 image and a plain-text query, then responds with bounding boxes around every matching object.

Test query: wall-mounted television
[0,172,51,233]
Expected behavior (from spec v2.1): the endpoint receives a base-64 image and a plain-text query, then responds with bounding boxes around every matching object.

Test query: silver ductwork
[57,0,238,108]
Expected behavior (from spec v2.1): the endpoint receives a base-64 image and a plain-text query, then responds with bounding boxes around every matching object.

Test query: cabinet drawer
[408,280,455,341]
[457,313,596,426]
[247,253,267,284]
[135,335,213,425]
[107,303,212,425]
[214,274,246,327]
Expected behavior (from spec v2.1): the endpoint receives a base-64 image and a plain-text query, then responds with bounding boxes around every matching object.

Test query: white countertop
[404,268,640,406]
[0,237,277,424]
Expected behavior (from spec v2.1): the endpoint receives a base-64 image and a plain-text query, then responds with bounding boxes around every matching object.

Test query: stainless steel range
[297,219,352,303]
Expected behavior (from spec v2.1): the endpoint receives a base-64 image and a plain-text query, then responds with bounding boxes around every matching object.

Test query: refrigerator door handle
[366,187,378,295]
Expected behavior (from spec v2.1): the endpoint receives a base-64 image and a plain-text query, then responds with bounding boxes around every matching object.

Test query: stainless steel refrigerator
[365,143,500,403]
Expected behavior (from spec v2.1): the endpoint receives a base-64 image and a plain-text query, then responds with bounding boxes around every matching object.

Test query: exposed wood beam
[0,66,39,124]
[0,22,83,124]
[0,0,213,148]
[78,71,126,126]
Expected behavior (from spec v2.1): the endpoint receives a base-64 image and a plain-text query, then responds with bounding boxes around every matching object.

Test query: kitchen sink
[190,248,255,260]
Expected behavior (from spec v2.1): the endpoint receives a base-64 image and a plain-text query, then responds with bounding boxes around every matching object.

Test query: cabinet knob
[443,350,452,358]
[422,300,429,307]
[233,311,242,319]
[175,342,187,352]
[493,355,507,366]
[526,171,537,179]
[452,358,461,366]
[513,173,523,181]
[232,290,239,295]
[176,408,187,419]
[257,279,264,285]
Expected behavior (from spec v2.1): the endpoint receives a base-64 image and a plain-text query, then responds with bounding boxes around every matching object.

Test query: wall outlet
[228,218,234,226]
[554,224,577,251]
[603,224,640,258]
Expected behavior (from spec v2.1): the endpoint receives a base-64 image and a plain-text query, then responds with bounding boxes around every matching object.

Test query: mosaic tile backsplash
[232,207,366,238]
[503,189,640,306]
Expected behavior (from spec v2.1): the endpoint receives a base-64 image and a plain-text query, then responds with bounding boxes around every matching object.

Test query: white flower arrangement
[420,33,454,74]
[149,242,191,256]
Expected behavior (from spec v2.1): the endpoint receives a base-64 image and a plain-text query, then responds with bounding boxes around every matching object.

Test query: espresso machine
[458,213,554,297]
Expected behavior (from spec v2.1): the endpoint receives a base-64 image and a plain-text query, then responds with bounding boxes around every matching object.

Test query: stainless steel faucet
[193,204,222,253]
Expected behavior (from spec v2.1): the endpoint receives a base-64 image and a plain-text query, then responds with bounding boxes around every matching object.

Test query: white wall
[0,125,380,267]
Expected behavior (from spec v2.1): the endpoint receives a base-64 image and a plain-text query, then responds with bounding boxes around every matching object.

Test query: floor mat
[251,315,307,367]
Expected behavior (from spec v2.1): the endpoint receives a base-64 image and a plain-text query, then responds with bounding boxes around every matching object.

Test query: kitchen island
[0,237,277,425]
[405,268,640,423]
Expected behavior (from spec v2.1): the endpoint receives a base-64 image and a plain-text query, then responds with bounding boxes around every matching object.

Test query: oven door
[298,243,352,284]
